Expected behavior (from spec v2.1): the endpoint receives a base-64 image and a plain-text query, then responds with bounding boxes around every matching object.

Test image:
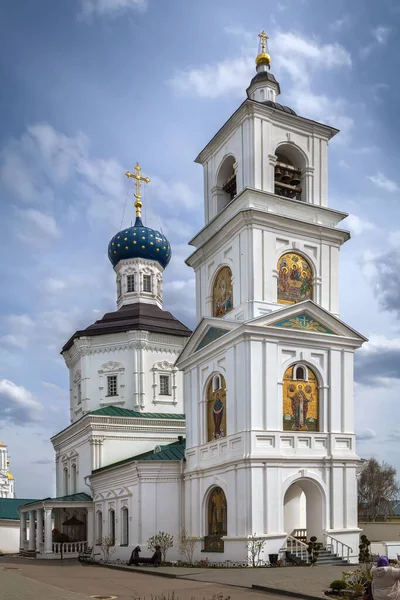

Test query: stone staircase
[284,531,353,566]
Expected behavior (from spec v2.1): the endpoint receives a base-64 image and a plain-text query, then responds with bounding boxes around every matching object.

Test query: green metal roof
[90,407,185,420]
[19,493,92,508]
[0,499,38,520]
[93,440,186,474]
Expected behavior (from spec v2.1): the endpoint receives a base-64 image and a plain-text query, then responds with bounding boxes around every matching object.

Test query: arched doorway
[284,478,325,541]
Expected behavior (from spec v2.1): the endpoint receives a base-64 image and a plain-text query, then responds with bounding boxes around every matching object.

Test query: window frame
[127,274,135,293]
[143,274,152,293]
[107,375,118,397]
[159,374,171,396]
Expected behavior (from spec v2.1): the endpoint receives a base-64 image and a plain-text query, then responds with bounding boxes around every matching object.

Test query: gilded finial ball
[256,52,271,67]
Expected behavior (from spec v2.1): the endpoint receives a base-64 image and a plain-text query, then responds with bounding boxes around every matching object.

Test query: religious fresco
[271,313,335,334]
[213,267,233,317]
[208,487,227,536]
[283,365,319,431]
[277,253,313,305]
[207,375,227,441]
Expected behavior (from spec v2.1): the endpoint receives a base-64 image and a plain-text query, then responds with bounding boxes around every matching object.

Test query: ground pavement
[0,556,351,600]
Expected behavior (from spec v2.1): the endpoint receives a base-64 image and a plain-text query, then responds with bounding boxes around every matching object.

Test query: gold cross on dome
[258,30,269,53]
[125,163,150,218]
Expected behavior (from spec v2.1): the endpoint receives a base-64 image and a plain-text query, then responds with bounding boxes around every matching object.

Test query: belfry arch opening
[284,478,324,541]
[274,144,306,202]
[216,155,237,212]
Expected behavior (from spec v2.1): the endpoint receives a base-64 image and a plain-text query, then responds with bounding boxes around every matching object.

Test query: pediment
[270,312,336,335]
[177,317,238,367]
[253,300,367,342]
[194,326,231,352]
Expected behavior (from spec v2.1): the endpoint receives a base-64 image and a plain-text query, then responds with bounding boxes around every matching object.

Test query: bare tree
[358,458,400,521]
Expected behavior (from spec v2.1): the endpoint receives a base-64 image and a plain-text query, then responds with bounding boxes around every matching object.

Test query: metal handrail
[281,534,309,563]
[323,533,352,563]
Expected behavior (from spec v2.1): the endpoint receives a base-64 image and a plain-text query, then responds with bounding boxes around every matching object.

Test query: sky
[0,0,400,498]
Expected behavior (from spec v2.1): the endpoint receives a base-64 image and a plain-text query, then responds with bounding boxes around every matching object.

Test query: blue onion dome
[108,216,171,269]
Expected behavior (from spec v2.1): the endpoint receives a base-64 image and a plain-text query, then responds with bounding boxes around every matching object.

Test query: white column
[44,508,53,554]
[19,511,27,550]
[36,509,43,553]
[86,507,94,547]
[28,510,36,551]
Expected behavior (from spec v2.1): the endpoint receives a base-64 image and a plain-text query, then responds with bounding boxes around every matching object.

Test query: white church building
[19,33,365,564]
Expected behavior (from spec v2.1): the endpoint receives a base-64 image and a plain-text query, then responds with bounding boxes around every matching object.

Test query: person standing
[371,556,400,600]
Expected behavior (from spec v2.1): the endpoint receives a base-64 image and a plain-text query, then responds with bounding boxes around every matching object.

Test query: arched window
[96,511,103,544]
[71,463,77,494]
[277,253,313,305]
[208,487,227,536]
[121,507,129,546]
[109,509,115,544]
[216,155,237,212]
[63,468,68,495]
[213,375,221,391]
[274,144,306,202]
[295,366,305,380]
[207,374,227,442]
[212,266,233,317]
[283,365,319,432]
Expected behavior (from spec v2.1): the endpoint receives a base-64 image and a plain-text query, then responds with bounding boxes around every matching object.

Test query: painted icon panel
[283,365,319,431]
[213,267,233,317]
[208,486,227,536]
[207,375,227,441]
[277,253,313,305]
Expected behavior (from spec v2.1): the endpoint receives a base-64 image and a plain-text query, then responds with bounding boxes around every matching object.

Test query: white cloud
[359,335,400,354]
[356,428,377,441]
[330,16,351,32]
[360,26,392,59]
[0,379,43,424]
[0,334,29,350]
[42,278,67,294]
[274,32,351,71]
[168,56,254,98]
[0,124,88,205]
[79,0,147,20]
[367,172,399,193]
[372,25,392,45]
[14,207,61,243]
[344,214,375,236]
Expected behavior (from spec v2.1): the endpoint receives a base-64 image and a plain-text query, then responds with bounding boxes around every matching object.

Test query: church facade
[19,33,364,564]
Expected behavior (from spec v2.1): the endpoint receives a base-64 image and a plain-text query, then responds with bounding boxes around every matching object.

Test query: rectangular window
[107,375,118,397]
[159,374,171,396]
[127,274,135,293]
[143,275,152,293]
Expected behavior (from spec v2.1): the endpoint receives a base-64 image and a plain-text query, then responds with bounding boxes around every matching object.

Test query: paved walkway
[105,562,349,599]
[0,557,299,600]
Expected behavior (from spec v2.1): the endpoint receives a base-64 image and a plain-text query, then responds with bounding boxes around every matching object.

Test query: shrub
[246,533,266,567]
[330,580,347,592]
[307,536,321,566]
[179,530,199,564]
[353,584,366,597]
[359,535,371,563]
[148,531,174,562]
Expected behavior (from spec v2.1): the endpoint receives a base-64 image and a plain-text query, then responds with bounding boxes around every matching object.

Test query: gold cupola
[255,30,271,68]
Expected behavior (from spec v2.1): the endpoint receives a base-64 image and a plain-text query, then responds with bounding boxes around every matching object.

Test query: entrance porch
[18,493,93,559]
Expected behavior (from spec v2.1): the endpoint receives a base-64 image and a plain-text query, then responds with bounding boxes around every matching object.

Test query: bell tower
[178,32,364,564]
[189,33,348,323]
